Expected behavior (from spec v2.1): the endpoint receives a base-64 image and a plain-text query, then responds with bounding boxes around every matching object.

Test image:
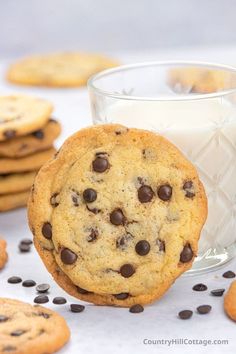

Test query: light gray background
[1,0,236,56]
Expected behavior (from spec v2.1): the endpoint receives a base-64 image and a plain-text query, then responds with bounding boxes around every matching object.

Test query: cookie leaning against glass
[28,124,207,307]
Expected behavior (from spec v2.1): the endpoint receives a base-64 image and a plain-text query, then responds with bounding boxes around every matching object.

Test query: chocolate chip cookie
[0,119,61,158]
[0,190,30,212]
[0,171,37,195]
[0,298,70,354]
[0,95,53,141]
[28,124,207,307]
[224,280,236,322]
[0,240,7,269]
[7,52,118,87]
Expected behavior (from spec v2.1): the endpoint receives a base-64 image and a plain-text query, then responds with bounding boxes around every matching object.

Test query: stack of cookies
[0,95,61,212]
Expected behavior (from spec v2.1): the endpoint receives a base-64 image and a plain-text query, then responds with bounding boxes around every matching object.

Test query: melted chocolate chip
[77,286,91,294]
[110,209,125,226]
[32,129,44,139]
[178,310,193,320]
[116,233,133,250]
[34,295,49,304]
[114,293,129,300]
[86,205,101,214]
[223,270,235,278]
[61,248,77,265]
[211,288,225,297]
[37,312,50,319]
[192,283,207,291]
[53,297,67,304]
[3,129,16,139]
[135,240,150,256]
[11,330,26,336]
[156,239,165,252]
[50,193,60,207]
[92,157,109,173]
[0,315,9,322]
[42,222,52,240]
[183,181,195,198]
[87,229,98,242]
[138,185,154,203]
[83,188,97,203]
[71,190,80,206]
[7,276,22,284]
[197,305,212,314]
[120,264,135,278]
[180,244,193,263]
[157,184,172,201]
[70,304,85,313]
[129,304,144,313]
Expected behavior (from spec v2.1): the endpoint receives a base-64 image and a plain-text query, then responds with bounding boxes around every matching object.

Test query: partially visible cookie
[0,298,70,354]
[7,52,119,87]
[0,171,37,195]
[0,119,61,158]
[224,280,236,321]
[28,124,207,307]
[0,147,56,174]
[0,239,7,269]
[0,95,53,141]
[0,191,29,211]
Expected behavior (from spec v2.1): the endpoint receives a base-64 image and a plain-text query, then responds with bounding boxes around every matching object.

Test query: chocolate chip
[211,288,225,297]
[0,315,9,322]
[83,188,97,203]
[22,280,36,287]
[197,305,212,314]
[71,190,80,206]
[116,233,133,250]
[7,276,22,284]
[87,229,98,242]
[36,283,50,293]
[92,157,109,172]
[138,185,154,203]
[77,286,91,294]
[50,193,60,207]
[110,209,125,226]
[3,129,16,139]
[183,181,195,198]
[61,248,77,265]
[37,312,50,319]
[223,270,235,278]
[114,293,129,300]
[180,243,193,263]
[20,238,33,245]
[34,295,49,304]
[120,264,135,278]
[129,304,144,313]
[135,240,150,256]
[18,243,31,253]
[178,310,193,319]
[70,304,85,313]
[156,239,165,252]
[32,129,44,139]
[42,222,52,240]
[157,184,172,201]
[11,329,26,336]
[192,283,207,291]
[86,205,101,214]
[53,297,67,304]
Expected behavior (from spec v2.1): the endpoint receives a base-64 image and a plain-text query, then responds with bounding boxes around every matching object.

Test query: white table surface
[0,48,236,354]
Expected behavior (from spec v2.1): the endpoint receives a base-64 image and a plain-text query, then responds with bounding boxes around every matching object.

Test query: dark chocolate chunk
[32,129,44,139]
[42,222,52,240]
[116,233,133,250]
[70,304,85,313]
[11,329,26,336]
[156,239,165,252]
[129,304,144,313]
[110,209,125,226]
[61,248,77,265]
[192,283,207,292]
[157,184,172,201]
[211,288,225,297]
[3,129,16,139]
[114,293,129,300]
[197,305,212,314]
[50,193,60,207]
[92,157,109,173]
[138,185,154,203]
[180,243,193,263]
[223,270,235,278]
[7,276,22,284]
[0,315,9,322]
[135,240,150,256]
[83,188,97,203]
[120,264,135,278]
[53,297,67,304]
[22,279,36,287]
[36,283,50,293]
[178,310,193,319]
[34,295,49,304]
[87,229,98,242]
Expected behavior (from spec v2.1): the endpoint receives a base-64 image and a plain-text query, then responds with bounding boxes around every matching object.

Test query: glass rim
[87,60,236,101]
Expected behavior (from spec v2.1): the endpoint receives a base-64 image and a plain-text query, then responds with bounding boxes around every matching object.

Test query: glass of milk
[88,61,236,274]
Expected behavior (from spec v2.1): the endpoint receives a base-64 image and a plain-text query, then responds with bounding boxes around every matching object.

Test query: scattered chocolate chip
[180,243,193,263]
[223,270,235,278]
[36,283,50,293]
[70,304,85,313]
[110,209,125,226]
[192,283,207,292]
[157,184,172,201]
[183,181,195,198]
[61,248,77,265]
[71,190,80,206]
[86,205,101,214]
[18,243,31,253]
[77,286,91,294]
[87,229,98,242]
[197,305,212,314]
[11,329,26,336]
[22,280,36,287]
[0,315,9,322]
[53,297,67,304]
[92,157,109,173]
[32,129,44,139]
[211,288,225,297]
[20,238,32,245]
[114,293,129,300]
[34,295,49,304]
[135,240,150,256]
[42,222,52,240]
[116,233,133,250]
[50,193,60,207]
[3,129,16,139]
[83,188,97,203]
[7,276,22,284]
[178,310,193,319]
[129,304,144,313]
[120,264,135,278]
[156,239,165,252]
[138,185,154,203]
